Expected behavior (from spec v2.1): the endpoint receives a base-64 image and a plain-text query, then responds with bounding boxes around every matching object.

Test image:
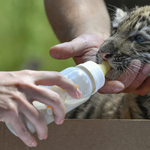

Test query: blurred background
[0,0,75,72]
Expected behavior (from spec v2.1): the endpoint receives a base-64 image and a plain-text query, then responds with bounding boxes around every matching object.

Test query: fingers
[50,34,104,59]
[28,70,82,124]
[3,94,48,146]
[133,63,150,95]
[10,70,82,129]
[50,36,87,59]
[1,99,35,146]
[134,77,150,96]
[10,117,37,147]
[117,60,141,90]
[29,86,67,124]
[118,61,150,95]
[21,102,48,141]
[27,71,82,124]
[31,71,82,99]
[0,70,82,147]
[98,79,124,94]
[123,63,150,93]
[99,60,150,95]
[98,60,141,94]
[18,79,75,125]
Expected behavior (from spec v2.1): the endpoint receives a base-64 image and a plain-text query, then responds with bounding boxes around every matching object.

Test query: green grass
[0,0,75,72]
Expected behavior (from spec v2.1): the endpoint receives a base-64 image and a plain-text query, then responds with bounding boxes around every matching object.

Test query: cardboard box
[1,119,150,150]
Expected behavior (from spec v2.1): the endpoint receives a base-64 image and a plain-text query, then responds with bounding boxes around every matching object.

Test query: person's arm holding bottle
[44,0,150,95]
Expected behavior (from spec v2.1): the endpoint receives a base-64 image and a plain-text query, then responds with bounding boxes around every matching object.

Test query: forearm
[44,0,110,42]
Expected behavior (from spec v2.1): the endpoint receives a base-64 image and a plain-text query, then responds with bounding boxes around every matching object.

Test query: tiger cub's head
[96,6,150,80]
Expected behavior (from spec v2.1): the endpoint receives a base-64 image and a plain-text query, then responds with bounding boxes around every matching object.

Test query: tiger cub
[66,6,150,119]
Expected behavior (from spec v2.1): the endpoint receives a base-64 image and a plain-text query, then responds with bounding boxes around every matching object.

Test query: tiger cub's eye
[129,34,146,43]
[135,35,146,42]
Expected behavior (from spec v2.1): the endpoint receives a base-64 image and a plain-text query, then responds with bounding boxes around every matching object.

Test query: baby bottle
[6,61,110,136]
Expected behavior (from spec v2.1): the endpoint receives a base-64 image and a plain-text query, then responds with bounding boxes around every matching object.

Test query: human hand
[50,33,150,95]
[99,60,150,95]
[50,33,105,64]
[0,70,81,147]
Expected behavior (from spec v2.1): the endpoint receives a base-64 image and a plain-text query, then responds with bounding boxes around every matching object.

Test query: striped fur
[66,6,150,119]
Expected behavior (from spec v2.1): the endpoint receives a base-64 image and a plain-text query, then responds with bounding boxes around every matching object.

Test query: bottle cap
[77,61,110,94]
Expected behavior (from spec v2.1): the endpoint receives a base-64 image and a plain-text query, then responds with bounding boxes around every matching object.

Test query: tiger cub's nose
[100,52,113,60]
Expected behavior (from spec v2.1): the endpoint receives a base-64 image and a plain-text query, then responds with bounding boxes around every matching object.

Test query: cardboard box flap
[1,119,150,150]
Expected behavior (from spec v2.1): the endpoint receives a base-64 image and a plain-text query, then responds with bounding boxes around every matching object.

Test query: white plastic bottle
[6,61,110,136]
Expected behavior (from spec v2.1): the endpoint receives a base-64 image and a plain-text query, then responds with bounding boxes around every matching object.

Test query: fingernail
[44,134,48,140]
[76,88,82,98]
[55,119,64,125]
[39,136,48,140]
[59,119,64,125]
[31,141,37,147]
[113,87,123,93]
[39,136,43,140]
[142,64,150,74]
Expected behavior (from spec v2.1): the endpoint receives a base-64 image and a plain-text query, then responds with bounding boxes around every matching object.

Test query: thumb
[50,36,86,59]
[50,33,104,59]
[98,79,125,94]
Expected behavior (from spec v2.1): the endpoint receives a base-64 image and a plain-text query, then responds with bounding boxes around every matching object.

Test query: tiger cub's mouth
[102,56,136,80]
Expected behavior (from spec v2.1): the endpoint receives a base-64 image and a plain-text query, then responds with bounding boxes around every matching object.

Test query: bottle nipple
[98,61,110,76]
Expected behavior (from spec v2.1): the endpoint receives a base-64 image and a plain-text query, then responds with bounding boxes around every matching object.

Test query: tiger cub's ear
[115,8,127,21]
[112,8,128,27]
